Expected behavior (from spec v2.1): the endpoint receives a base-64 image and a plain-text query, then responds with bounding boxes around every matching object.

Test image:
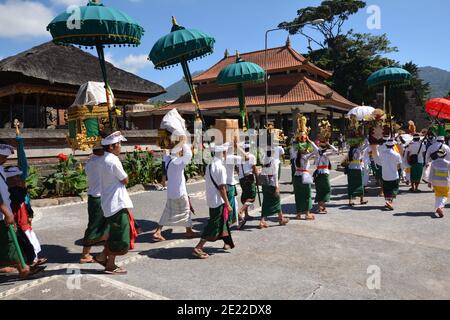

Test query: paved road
[1,157,450,300]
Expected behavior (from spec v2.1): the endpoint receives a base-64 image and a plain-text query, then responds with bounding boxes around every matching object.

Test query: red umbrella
[425,98,450,120]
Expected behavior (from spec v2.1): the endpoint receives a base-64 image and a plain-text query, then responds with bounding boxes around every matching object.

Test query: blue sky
[0,0,449,88]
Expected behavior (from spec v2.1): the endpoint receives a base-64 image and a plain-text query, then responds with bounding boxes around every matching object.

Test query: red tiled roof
[193,45,332,83]
[162,74,357,112]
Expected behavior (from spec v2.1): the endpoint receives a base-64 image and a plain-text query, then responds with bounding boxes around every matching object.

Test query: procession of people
[1,110,450,278]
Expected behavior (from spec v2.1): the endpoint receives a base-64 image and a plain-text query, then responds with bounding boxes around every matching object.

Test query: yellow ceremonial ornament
[296,114,310,143]
[318,120,331,144]
[408,121,417,135]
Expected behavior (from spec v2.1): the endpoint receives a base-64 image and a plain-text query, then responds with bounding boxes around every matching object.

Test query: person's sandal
[152,234,166,242]
[279,217,289,226]
[258,222,269,229]
[104,266,127,275]
[79,257,94,264]
[32,258,48,266]
[192,249,209,259]
[360,200,368,205]
[237,219,247,230]
[436,208,444,218]
[22,265,46,279]
[305,214,315,221]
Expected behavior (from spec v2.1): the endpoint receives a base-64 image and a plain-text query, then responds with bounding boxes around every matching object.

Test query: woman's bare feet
[305,213,315,221]
[80,255,94,264]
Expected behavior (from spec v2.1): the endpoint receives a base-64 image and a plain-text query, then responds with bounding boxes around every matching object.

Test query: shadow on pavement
[393,212,439,219]
[139,246,228,260]
[40,244,80,264]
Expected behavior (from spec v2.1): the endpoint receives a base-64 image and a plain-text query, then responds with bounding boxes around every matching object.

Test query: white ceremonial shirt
[0,166,12,221]
[261,155,279,187]
[314,144,338,175]
[348,142,369,170]
[224,154,242,186]
[99,152,134,218]
[205,157,227,209]
[85,154,104,197]
[273,146,285,170]
[165,144,192,200]
[408,140,427,164]
[238,153,256,179]
[379,148,402,181]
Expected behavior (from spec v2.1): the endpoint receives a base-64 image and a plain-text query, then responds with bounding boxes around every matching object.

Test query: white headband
[0,144,14,157]
[3,166,22,178]
[101,131,127,146]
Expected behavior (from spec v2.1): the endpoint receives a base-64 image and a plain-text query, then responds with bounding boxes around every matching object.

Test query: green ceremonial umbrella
[367,66,412,136]
[149,17,215,126]
[217,52,265,131]
[47,0,145,129]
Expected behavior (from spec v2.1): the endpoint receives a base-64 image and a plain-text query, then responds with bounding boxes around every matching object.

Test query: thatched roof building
[0,41,165,129]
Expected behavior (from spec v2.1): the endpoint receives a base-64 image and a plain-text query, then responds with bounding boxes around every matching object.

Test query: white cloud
[50,0,86,7]
[105,53,152,74]
[0,0,54,38]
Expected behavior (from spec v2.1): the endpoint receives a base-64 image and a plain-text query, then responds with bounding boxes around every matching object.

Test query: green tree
[279,0,397,104]
[278,0,366,49]
[387,62,430,121]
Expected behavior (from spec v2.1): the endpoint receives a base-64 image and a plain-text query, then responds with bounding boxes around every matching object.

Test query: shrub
[26,166,44,199]
[123,147,163,187]
[42,154,87,197]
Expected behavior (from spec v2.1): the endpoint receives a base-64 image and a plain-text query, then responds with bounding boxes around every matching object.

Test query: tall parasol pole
[95,44,115,131]
[7,120,27,269]
[180,59,205,126]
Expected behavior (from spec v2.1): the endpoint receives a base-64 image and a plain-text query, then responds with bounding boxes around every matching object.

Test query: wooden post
[9,95,14,128]
[329,108,334,140]
[276,112,282,129]
[310,111,318,140]
[35,94,40,129]
[292,108,300,133]
[21,94,26,128]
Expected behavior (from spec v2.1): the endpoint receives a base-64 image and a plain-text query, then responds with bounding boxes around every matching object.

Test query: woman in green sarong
[347,140,369,206]
[292,138,318,220]
[259,150,289,229]
[314,142,338,214]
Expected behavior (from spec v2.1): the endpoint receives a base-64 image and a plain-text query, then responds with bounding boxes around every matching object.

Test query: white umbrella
[347,106,375,121]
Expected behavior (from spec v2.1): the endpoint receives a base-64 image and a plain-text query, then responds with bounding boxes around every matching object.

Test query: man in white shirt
[406,133,426,192]
[80,144,109,264]
[378,139,402,210]
[193,144,234,259]
[94,132,136,275]
[153,136,199,241]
